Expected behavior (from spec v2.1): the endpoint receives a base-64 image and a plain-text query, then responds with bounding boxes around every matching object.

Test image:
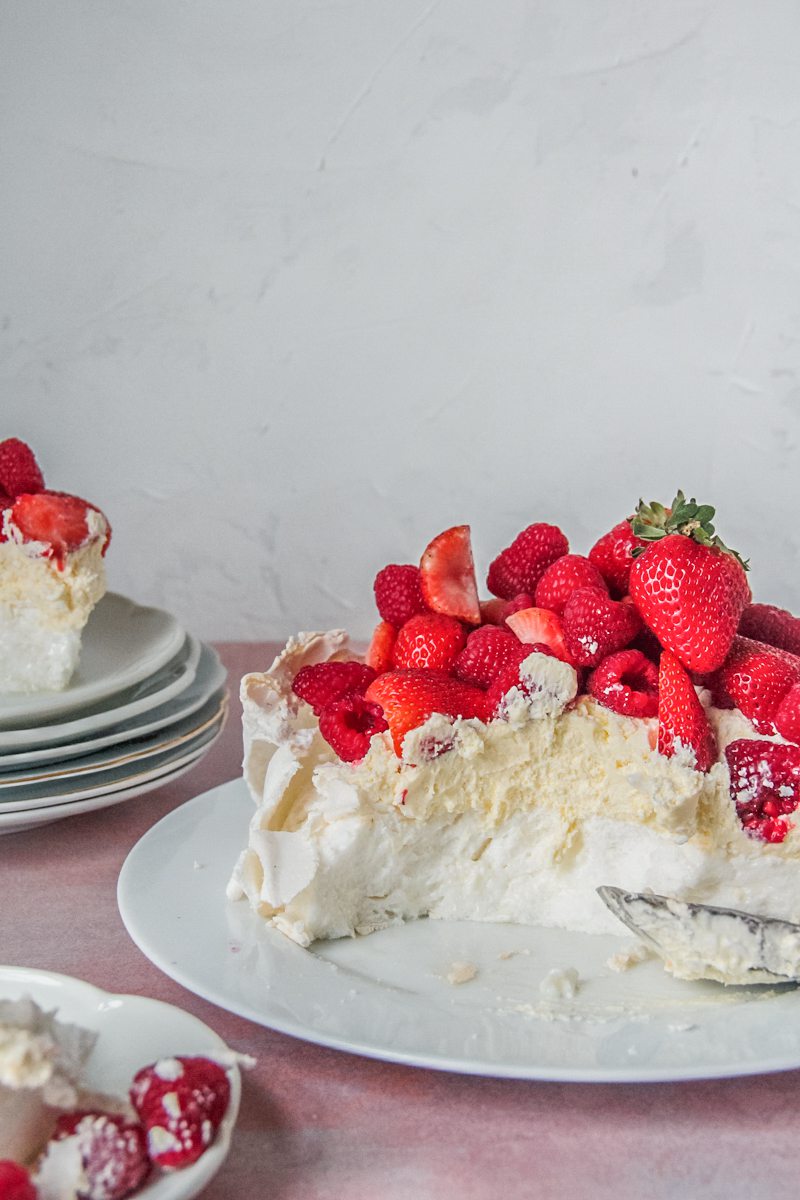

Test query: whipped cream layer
[0,996,96,1162]
[0,509,108,691]
[228,631,798,947]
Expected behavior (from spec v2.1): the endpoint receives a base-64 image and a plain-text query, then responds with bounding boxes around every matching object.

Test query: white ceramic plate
[0,965,240,1198]
[0,594,185,726]
[0,693,227,789]
[0,637,206,752]
[118,781,800,1083]
[0,741,221,834]
[0,717,226,813]
[0,646,226,768]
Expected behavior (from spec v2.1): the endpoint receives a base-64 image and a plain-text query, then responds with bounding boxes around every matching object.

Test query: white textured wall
[2,1,800,641]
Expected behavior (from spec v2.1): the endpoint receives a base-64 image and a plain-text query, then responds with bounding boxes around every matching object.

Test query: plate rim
[118,780,800,1085]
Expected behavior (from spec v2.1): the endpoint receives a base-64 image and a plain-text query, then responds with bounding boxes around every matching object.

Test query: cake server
[597,886,800,985]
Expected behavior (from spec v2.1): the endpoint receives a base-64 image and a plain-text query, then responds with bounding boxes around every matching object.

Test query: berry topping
[628,491,750,673]
[775,683,800,745]
[0,1162,35,1200]
[46,1110,150,1200]
[561,587,642,668]
[479,593,534,626]
[657,649,718,772]
[318,692,389,761]
[588,518,647,598]
[419,525,481,624]
[485,644,557,717]
[486,523,569,600]
[710,636,800,735]
[373,564,428,628]
[725,739,800,843]
[291,661,376,716]
[9,491,96,563]
[454,625,526,688]
[365,621,396,674]
[365,670,488,755]
[0,438,45,498]
[505,606,574,664]
[130,1055,230,1171]
[392,613,466,672]
[739,603,800,658]
[533,554,608,615]
[587,649,659,718]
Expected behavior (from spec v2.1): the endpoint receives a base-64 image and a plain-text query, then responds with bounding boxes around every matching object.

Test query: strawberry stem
[629,490,748,569]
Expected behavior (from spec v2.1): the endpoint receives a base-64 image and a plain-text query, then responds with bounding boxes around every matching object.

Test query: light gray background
[2,1,799,640]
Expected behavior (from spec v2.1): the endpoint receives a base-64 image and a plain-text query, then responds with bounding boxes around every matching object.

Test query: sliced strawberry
[291,661,376,716]
[419,525,481,624]
[739,602,800,658]
[373,564,428,628]
[486,523,568,600]
[365,669,488,755]
[0,1162,36,1200]
[9,491,92,561]
[657,649,718,772]
[505,606,574,665]
[587,649,659,718]
[588,518,647,598]
[392,613,466,671]
[726,739,800,843]
[534,554,607,615]
[130,1056,230,1171]
[775,682,800,744]
[365,621,396,674]
[46,1110,150,1200]
[0,438,45,498]
[561,586,641,668]
[454,625,525,688]
[318,693,388,761]
[711,636,800,735]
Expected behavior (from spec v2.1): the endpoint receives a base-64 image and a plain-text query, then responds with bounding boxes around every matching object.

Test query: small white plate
[0,637,207,751]
[0,741,220,834]
[119,781,800,1084]
[0,594,185,726]
[0,965,240,1198]
[0,647,226,768]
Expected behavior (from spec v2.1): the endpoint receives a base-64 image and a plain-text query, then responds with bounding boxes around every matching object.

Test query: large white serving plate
[0,965,240,1199]
[0,594,185,727]
[0,644,226,767]
[117,781,800,1084]
[0,637,205,751]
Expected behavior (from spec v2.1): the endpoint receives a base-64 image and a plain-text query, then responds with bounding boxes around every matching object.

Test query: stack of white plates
[0,593,228,834]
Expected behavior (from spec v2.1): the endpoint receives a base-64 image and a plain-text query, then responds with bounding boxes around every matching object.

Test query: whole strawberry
[392,613,466,671]
[628,491,750,673]
[739,603,800,658]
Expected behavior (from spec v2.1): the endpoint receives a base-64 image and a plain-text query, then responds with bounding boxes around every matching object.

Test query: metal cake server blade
[597,886,800,985]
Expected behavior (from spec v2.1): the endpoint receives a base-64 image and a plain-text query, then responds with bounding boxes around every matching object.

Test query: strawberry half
[419,525,481,624]
[0,1162,36,1200]
[365,621,396,673]
[628,491,749,673]
[657,649,718,772]
[392,613,466,671]
[365,669,487,755]
[505,606,574,665]
[9,491,99,564]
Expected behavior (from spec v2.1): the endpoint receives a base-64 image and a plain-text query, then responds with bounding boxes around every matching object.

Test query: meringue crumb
[606,943,652,973]
[193,860,206,870]
[445,961,478,985]
[539,967,580,1000]
[667,1022,698,1034]
[498,948,531,960]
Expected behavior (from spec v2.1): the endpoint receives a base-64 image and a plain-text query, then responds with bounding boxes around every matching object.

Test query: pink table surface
[2,643,799,1199]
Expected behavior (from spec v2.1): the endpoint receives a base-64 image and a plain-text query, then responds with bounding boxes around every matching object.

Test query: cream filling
[228,631,798,948]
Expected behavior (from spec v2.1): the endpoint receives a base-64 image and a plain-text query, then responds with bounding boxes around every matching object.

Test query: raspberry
[365,621,396,674]
[487,523,569,600]
[43,1111,150,1200]
[561,587,642,668]
[454,625,525,688]
[373,564,428,628]
[479,593,534,626]
[587,649,659,718]
[0,1162,36,1200]
[318,692,389,762]
[130,1056,230,1171]
[534,554,608,615]
[0,438,45,498]
[392,613,466,671]
[726,739,800,843]
[739,603,800,658]
[588,518,646,597]
[291,661,376,716]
